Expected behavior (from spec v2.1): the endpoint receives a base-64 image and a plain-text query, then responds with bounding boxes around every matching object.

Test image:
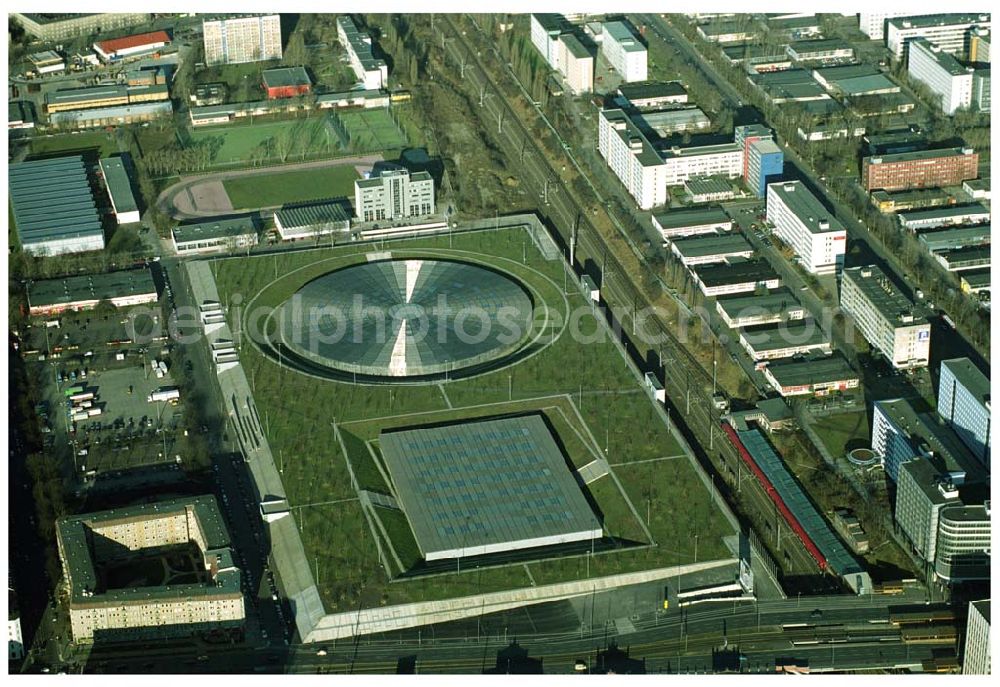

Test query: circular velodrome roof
[277,259,534,378]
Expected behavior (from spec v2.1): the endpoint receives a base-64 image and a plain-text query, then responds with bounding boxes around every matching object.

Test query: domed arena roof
[277,259,534,378]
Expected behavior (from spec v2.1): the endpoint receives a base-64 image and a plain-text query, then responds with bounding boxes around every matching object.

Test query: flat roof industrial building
[9,156,105,256]
[739,320,831,361]
[651,206,733,239]
[172,217,259,255]
[716,288,806,328]
[669,232,754,266]
[762,352,860,397]
[274,200,351,241]
[691,259,782,297]
[378,415,603,561]
[27,268,158,317]
[99,157,140,225]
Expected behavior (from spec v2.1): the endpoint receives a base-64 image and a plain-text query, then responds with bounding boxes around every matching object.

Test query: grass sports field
[212,227,734,612]
[187,108,409,167]
[222,164,360,209]
[28,131,120,159]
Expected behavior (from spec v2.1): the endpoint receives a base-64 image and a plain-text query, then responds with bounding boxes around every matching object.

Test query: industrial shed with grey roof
[99,156,140,224]
[378,415,603,561]
[274,200,351,240]
[8,155,105,256]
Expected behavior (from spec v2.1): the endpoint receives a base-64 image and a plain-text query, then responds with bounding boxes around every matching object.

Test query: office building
[938,358,990,467]
[735,124,772,178]
[98,157,140,225]
[963,600,991,675]
[617,82,687,108]
[766,181,847,275]
[861,147,978,192]
[262,67,312,99]
[691,260,781,298]
[93,30,171,63]
[8,156,105,256]
[973,69,991,112]
[896,458,962,564]
[786,40,854,62]
[684,178,738,204]
[908,39,975,115]
[969,27,991,63]
[934,503,990,582]
[602,21,647,82]
[57,496,244,641]
[172,217,259,255]
[274,201,351,241]
[746,139,784,198]
[11,13,148,41]
[669,233,753,266]
[651,207,732,240]
[203,15,282,66]
[886,14,991,61]
[738,320,831,362]
[716,288,805,329]
[354,167,435,222]
[559,33,594,94]
[762,352,859,397]
[840,266,929,369]
[598,108,667,210]
[336,16,388,91]
[661,143,744,187]
[27,269,157,318]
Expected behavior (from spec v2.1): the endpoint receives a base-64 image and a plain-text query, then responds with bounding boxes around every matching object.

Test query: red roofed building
[262,67,312,99]
[94,30,171,63]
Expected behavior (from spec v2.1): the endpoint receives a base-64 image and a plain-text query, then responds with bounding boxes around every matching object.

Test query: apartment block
[963,600,991,675]
[203,15,282,66]
[938,358,991,467]
[560,33,593,94]
[968,27,991,63]
[598,108,667,210]
[861,147,978,192]
[354,167,435,222]
[896,458,961,563]
[661,143,743,187]
[766,181,846,275]
[602,21,647,82]
[531,14,566,72]
[886,13,991,60]
[336,15,388,91]
[908,39,975,115]
[840,266,929,369]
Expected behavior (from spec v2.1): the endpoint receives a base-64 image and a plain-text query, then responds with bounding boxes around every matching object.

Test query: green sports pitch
[222,164,360,209]
[212,227,735,613]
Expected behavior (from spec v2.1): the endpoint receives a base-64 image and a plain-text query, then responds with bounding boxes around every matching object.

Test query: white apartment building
[963,599,991,675]
[602,21,647,82]
[909,39,975,115]
[859,13,921,41]
[337,16,388,91]
[560,33,593,94]
[661,143,744,187]
[766,181,847,275]
[886,14,991,61]
[598,108,667,210]
[202,15,282,66]
[840,265,930,369]
[531,14,566,71]
[354,168,435,222]
[938,358,991,468]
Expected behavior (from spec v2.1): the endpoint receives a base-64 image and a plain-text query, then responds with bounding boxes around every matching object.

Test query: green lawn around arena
[28,131,120,159]
[212,227,734,611]
[222,164,361,209]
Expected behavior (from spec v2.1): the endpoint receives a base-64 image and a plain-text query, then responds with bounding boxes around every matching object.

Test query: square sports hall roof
[379,415,603,561]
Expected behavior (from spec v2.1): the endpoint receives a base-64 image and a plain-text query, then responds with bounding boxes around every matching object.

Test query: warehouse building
[635,107,711,136]
[812,64,902,96]
[696,21,755,43]
[44,83,169,114]
[691,259,781,298]
[651,206,732,240]
[93,30,171,63]
[762,352,859,397]
[960,269,991,295]
[262,67,312,99]
[887,13,991,61]
[721,44,791,70]
[962,600,991,675]
[933,247,991,272]
[98,157,140,225]
[661,143,744,187]
[617,81,687,108]
[274,200,351,241]
[11,13,148,41]
[203,14,282,66]
[871,398,984,485]
[684,177,738,204]
[49,101,172,130]
[669,232,753,266]
[27,268,157,317]
[865,130,929,156]
[938,357,991,471]
[57,496,244,641]
[172,217,259,255]
[738,320,831,362]
[917,225,990,252]
[9,101,36,130]
[716,288,806,329]
[908,39,976,115]
[840,265,929,370]
[831,508,870,555]
[28,50,66,75]
[752,68,831,103]
[354,167,435,222]
[598,108,667,210]
[602,21,647,82]
[871,188,959,213]
[766,181,847,275]
[378,416,603,561]
[786,39,854,63]
[9,156,105,256]
[337,15,388,90]
[897,202,990,230]
[861,147,979,192]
